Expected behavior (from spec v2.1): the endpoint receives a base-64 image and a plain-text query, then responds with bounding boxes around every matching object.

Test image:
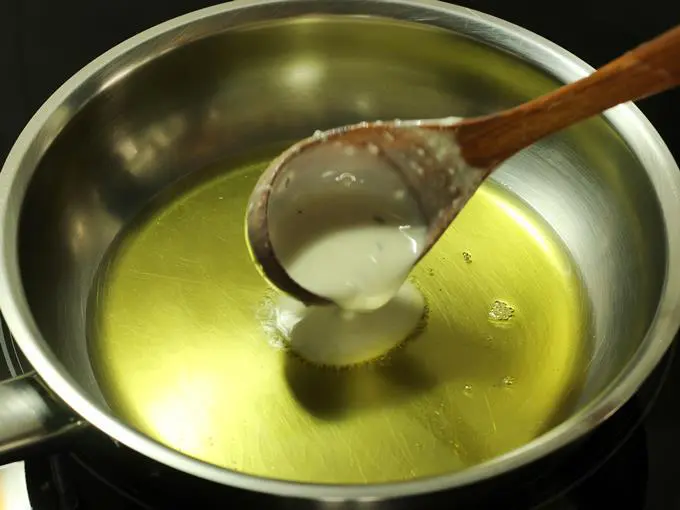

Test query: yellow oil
[88,154,591,484]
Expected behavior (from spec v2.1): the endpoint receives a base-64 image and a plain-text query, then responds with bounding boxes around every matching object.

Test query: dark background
[0,0,678,160]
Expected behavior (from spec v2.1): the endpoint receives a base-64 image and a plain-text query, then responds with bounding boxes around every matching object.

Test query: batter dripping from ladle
[261,139,430,366]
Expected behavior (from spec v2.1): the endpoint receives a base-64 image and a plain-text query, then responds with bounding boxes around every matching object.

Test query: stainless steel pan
[0,0,679,504]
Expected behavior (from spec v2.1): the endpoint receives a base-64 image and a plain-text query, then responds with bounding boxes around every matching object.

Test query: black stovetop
[1,1,680,509]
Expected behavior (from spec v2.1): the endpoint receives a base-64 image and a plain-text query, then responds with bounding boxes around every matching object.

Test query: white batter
[265,139,428,366]
[281,219,426,311]
[270,282,425,367]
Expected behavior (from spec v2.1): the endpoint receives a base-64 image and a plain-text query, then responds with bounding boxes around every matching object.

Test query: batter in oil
[88,154,591,484]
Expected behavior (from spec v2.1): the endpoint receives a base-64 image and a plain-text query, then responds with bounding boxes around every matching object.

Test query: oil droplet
[448,439,461,450]
[343,146,356,156]
[502,375,515,387]
[335,172,357,186]
[366,143,379,155]
[414,441,423,449]
[463,384,473,395]
[462,251,472,264]
[488,300,515,321]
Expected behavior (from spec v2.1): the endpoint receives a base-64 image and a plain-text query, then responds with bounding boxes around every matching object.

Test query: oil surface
[88,155,591,484]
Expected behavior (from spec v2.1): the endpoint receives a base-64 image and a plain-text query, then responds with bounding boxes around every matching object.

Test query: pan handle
[0,372,86,465]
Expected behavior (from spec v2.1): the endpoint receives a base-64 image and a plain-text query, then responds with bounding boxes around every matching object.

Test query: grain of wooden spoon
[247,24,680,306]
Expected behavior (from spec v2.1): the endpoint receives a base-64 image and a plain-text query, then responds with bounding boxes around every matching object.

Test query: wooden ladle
[247,24,680,307]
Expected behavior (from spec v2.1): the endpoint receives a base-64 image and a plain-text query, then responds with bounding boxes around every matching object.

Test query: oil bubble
[502,375,515,387]
[335,172,357,186]
[488,300,515,321]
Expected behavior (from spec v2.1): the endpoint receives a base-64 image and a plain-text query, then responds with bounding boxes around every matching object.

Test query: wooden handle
[456,24,680,169]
